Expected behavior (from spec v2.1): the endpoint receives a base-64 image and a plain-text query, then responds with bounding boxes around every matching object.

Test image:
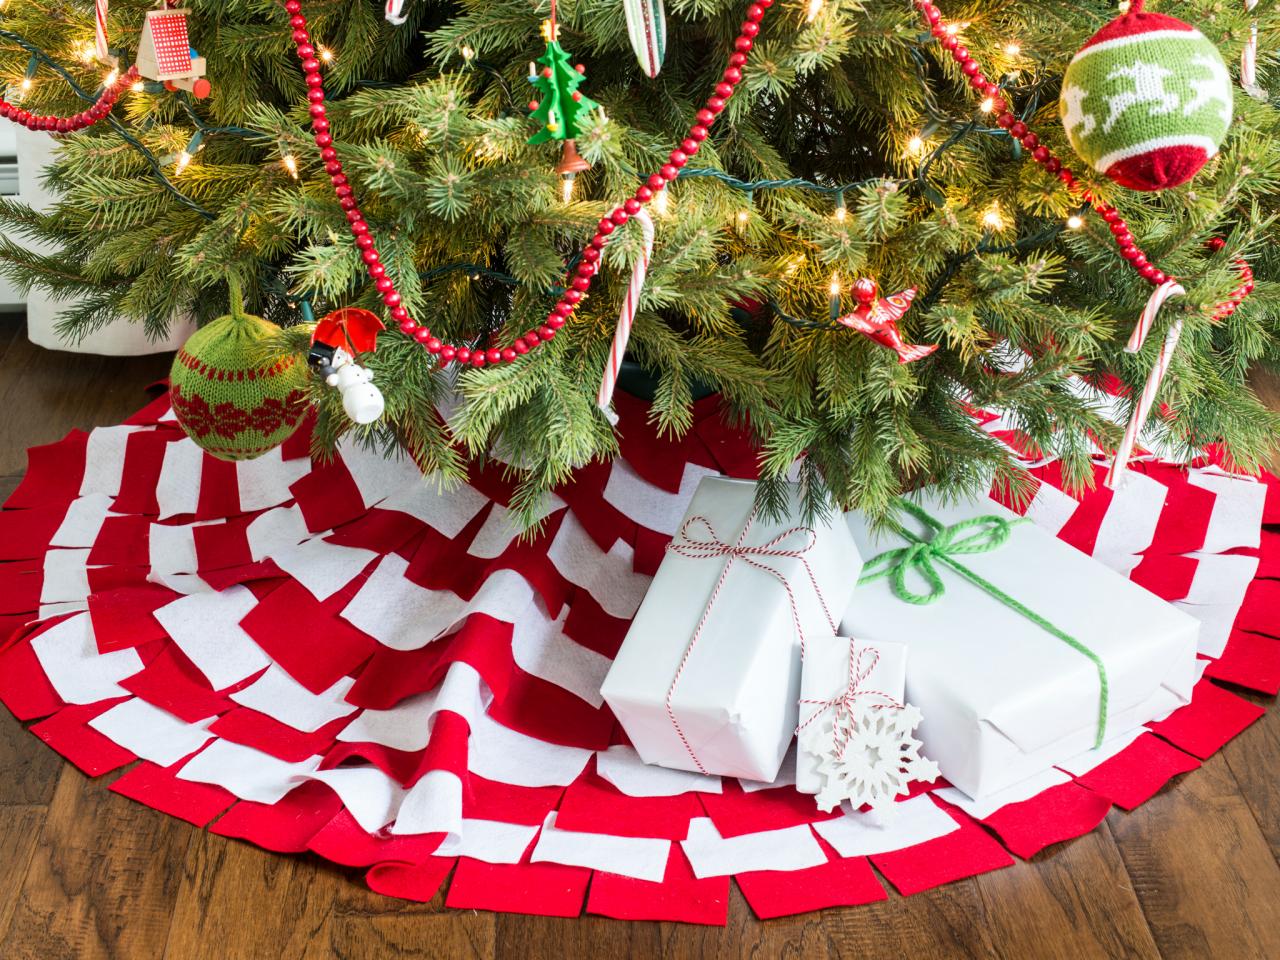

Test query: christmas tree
[0,0,1277,525]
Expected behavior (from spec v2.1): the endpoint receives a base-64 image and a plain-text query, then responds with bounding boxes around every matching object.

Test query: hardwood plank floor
[0,315,1277,959]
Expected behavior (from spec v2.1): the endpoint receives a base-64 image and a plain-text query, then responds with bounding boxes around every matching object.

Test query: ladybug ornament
[1058,0,1232,191]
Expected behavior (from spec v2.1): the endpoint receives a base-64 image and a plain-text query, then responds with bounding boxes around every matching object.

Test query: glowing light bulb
[736,208,750,228]
[318,47,334,63]
[944,22,961,36]
[78,42,96,64]
[828,273,841,298]
[175,151,192,174]
[460,44,475,61]
[131,80,144,92]
[282,154,298,178]
[1004,42,1021,56]
[1067,215,1084,230]
[654,188,670,216]
[983,205,1005,231]
[980,97,995,113]
[104,69,118,88]
[834,204,847,222]
[19,78,31,92]
[1117,1,1131,13]
[561,175,575,203]
[907,135,925,155]
[805,0,824,21]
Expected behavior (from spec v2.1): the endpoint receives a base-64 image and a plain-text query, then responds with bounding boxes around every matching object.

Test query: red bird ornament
[835,279,937,364]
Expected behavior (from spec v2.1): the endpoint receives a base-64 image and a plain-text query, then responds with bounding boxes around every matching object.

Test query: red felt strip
[289,457,368,533]
[210,780,345,853]
[109,760,237,826]
[444,857,590,918]
[87,515,153,567]
[306,809,443,867]
[1128,554,1199,603]
[698,781,840,839]
[88,583,176,652]
[208,708,352,763]
[366,857,456,903]
[109,429,175,517]
[735,848,887,919]
[555,767,703,841]
[1148,679,1266,759]
[587,845,729,925]
[0,507,65,561]
[29,699,136,776]
[6,430,88,509]
[0,637,63,720]
[0,560,42,615]
[463,775,565,826]
[191,515,255,572]
[1234,578,1280,637]
[1072,732,1200,810]
[196,456,242,521]
[1204,629,1280,695]
[119,644,231,723]
[869,804,1014,896]
[981,782,1113,858]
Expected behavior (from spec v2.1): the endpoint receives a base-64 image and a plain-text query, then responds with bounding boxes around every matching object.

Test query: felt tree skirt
[0,390,1275,924]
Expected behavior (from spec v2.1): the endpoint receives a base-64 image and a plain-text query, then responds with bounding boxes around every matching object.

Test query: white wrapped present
[841,491,1200,801]
[601,477,863,782]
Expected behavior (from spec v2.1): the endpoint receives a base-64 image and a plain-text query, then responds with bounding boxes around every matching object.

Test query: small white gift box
[601,477,863,782]
[841,491,1200,802]
[795,636,910,803]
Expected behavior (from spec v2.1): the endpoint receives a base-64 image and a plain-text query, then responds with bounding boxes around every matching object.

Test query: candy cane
[1105,317,1184,489]
[1242,2,1266,100]
[385,0,407,25]
[95,0,112,63]
[597,207,655,419]
[1124,278,1184,353]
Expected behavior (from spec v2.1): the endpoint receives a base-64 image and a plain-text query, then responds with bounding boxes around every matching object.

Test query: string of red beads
[283,0,771,368]
[0,65,138,135]
[914,1,1172,286]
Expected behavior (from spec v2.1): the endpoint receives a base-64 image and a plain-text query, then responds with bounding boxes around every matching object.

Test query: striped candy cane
[597,207,655,419]
[95,0,112,63]
[1106,280,1186,488]
[1242,1,1266,100]
[385,0,407,25]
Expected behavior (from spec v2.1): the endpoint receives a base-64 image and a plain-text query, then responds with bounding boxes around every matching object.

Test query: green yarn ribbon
[858,499,1110,747]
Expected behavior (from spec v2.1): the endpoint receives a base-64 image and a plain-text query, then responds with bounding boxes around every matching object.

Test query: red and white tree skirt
[0,391,1274,923]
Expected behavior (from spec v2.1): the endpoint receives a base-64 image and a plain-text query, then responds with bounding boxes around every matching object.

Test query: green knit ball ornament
[1059,1,1232,191]
[169,279,310,461]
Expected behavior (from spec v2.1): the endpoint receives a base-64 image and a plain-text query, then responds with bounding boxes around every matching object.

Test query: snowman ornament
[323,348,385,425]
[308,307,387,425]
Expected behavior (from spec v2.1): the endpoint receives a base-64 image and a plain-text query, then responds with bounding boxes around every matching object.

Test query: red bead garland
[283,0,771,367]
[0,65,138,135]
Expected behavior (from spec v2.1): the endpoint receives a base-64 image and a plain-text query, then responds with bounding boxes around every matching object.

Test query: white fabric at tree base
[30,613,142,704]
[680,817,827,878]
[176,739,321,805]
[531,812,671,882]
[434,817,540,863]
[337,662,490,753]
[50,494,114,548]
[812,794,959,857]
[595,745,722,797]
[88,698,216,767]
[40,549,91,605]
[153,586,271,690]
[230,667,358,733]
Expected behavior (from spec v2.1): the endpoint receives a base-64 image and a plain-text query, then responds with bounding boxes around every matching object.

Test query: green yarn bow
[858,499,1110,748]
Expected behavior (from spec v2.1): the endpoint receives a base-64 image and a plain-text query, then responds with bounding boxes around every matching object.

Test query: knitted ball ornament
[169,279,310,461]
[1058,1,1232,191]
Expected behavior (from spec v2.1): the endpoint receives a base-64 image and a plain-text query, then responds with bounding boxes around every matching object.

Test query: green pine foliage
[0,0,1278,525]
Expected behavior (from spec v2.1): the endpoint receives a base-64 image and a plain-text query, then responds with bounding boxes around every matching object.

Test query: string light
[834,191,847,222]
[1067,215,1084,230]
[460,44,475,61]
[653,186,670,216]
[19,77,31,92]
[982,204,1005,231]
[1004,42,1022,56]
[175,151,193,174]
[175,131,203,175]
[980,96,995,113]
[907,135,925,155]
[736,191,753,233]
[805,0,824,21]
[104,69,118,88]
[828,272,841,320]
[281,154,298,178]
[131,79,145,92]
[561,174,575,203]
[318,46,334,63]
[78,42,96,64]
[944,22,961,36]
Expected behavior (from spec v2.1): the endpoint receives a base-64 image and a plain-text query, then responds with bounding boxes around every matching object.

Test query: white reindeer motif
[1061,84,1096,140]
[1182,55,1232,124]
[1103,61,1180,133]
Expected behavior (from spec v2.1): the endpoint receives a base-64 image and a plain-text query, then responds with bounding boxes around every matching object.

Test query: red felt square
[1204,629,1280,695]
[0,637,62,720]
[196,457,241,521]
[289,458,367,533]
[555,768,703,840]
[120,644,231,723]
[1234,578,1280,638]
[240,579,377,694]
[588,845,729,925]
[192,516,255,572]
[209,707,352,763]
[736,851,887,919]
[0,560,41,615]
[306,809,444,867]
[88,583,176,652]
[6,430,88,509]
[1148,679,1265,759]
[109,760,237,826]
[210,780,345,853]
[981,781,1113,858]
[30,699,136,776]
[633,526,669,577]
[0,507,64,561]
[445,857,590,918]
[87,515,152,567]
[1072,732,1200,810]
[699,781,840,839]
[366,857,456,903]
[463,776,565,826]
[108,429,174,516]
[1128,554,1199,603]
[870,805,1014,896]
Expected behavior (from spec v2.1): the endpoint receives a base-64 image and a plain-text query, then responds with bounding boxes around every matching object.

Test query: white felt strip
[680,817,827,878]
[510,602,612,708]
[602,460,717,536]
[1189,471,1265,553]
[268,537,378,602]
[1092,469,1167,565]
[935,767,1073,821]
[547,514,651,619]
[812,794,959,857]
[230,666,358,733]
[390,769,464,838]
[467,708,593,788]
[236,448,311,514]
[1020,481,1080,538]
[1170,600,1238,660]
[310,766,407,833]
[87,698,215,766]
[434,817,540,863]
[1054,726,1146,776]
[148,523,199,577]
[245,505,310,561]
[153,585,271,690]
[155,439,203,519]
[50,494,114,548]
[468,497,567,560]
[337,662,490,752]
[40,549,91,605]
[30,613,142,704]
[176,739,321,804]
[78,425,140,497]
[336,438,425,508]
[531,811,671,883]
[38,601,89,620]
[595,745,722,797]
[341,555,535,649]
[379,474,492,540]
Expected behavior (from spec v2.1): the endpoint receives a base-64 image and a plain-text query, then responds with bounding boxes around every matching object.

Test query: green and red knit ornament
[169,278,310,461]
[1058,0,1232,191]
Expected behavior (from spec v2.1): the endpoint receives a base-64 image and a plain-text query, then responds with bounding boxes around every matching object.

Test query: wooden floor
[0,314,1278,959]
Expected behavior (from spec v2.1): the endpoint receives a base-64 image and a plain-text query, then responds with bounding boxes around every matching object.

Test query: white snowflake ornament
[798,703,939,814]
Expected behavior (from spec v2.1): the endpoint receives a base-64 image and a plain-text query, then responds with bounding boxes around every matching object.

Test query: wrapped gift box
[841,491,1200,801]
[601,477,863,782]
[795,636,909,799]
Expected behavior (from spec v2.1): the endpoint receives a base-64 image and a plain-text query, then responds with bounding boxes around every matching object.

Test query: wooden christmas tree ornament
[137,6,211,99]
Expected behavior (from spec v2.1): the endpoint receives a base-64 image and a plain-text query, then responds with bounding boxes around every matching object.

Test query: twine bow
[859,499,1110,747]
[798,644,903,759]
[664,510,837,773]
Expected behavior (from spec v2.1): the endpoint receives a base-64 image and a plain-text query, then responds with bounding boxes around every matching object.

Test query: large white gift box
[795,636,909,801]
[601,477,863,782]
[841,491,1200,801]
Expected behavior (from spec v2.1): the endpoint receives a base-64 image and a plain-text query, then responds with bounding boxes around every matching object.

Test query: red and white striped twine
[597,208,655,418]
[663,511,836,774]
[797,643,903,759]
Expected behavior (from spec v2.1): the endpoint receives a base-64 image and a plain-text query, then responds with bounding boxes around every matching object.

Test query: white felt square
[176,739,320,804]
[1092,470,1167,565]
[547,514,651,619]
[155,439,203,519]
[87,698,215,766]
[531,812,671,882]
[468,497,567,560]
[336,438,425,507]
[434,817,540,863]
[79,425,141,497]
[602,460,719,536]
[30,613,143,704]
[230,666,358,733]
[1189,472,1265,553]
[51,494,114,549]
[245,505,310,561]
[311,766,407,833]
[338,662,489,752]
[812,794,959,857]
[467,708,593,788]
[391,769,464,838]
[269,536,378,602]
[236,448,311,514]
[680,817,827,878]
[379,474,493,540]
[595,745,722,797]
[510,602,612,708]
[935,767,1074,820]
[153,585,270,690]
[40,548,91,605]
[149,523,199,577]
[1021,481,1081,538]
